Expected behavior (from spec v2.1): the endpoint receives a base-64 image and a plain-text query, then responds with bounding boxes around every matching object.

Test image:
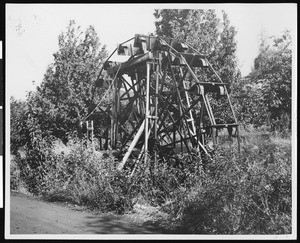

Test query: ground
[10,191,172,235]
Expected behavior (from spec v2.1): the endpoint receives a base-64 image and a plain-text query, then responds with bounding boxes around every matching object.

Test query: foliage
[10,155,22,191]
[163,133,292,234]
[41,137,134,213]
[10,21,110,190]
[130,152,206,207]
[24,20,107,145]
[12,134,134,213]
[10,97,29,155]
[154,9,241,86]
[231,78,269,128]
[11,127,292,233]
[10,15,292,234]
[239,30,292,130]
[154,9,241,126]
[10,20,113,199]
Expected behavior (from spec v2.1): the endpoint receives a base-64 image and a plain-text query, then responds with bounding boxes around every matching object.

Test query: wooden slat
[205,123,239,128]
[107,53,151,75]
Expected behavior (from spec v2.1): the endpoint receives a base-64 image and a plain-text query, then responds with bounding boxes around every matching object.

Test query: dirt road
[10,191,159,234]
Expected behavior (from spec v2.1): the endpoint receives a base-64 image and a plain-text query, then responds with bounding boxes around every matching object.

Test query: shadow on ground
[84,214,163,234]
[141,219,188,234]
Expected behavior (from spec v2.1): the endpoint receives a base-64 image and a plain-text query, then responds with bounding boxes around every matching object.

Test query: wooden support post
[204,94,217,145]
[173,127,176,149]
[180,67,198,149]
[114,77,121,148]
[224,85,241,153]
[199,103,205,145]
[109,84,114,149]
[180,68,194,130]
[154,63,159,168]
[144,61,151,164]
[167,56,193,153]
[118,120,145,171]
[156,93,176,133]
[204,56,241,154]
[130,119,155,178]
[135,73,140,114]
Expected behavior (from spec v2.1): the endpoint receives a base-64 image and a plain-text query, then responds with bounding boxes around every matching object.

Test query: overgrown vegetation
[10,130,292,234]
[164,131,291,234]
[232,30,292,132]
[10,11,293,234]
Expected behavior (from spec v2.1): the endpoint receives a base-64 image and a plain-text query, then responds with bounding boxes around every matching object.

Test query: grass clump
[11,136,135,214]
[10,130,292,234]
[163,132,292,234]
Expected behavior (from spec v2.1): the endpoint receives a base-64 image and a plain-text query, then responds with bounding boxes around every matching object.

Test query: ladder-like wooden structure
[94,34,240,170]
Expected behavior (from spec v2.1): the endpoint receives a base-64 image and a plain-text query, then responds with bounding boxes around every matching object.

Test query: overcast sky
[6,3,297,100]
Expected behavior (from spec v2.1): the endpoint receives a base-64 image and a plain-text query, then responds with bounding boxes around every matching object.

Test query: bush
[10,154,24,191]
[10,129,292,233]
[41,137,135,213]
[129,151,207,207]
[11,135,135,213]
[164,133,292,234]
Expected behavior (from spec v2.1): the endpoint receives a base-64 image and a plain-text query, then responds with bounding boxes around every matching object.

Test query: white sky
[6,3,297,100]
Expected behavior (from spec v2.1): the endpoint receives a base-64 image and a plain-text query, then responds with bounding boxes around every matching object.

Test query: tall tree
[28,20,108,143]
[154,9,240,85]
[154,9,241,122]
[247,30,292,130]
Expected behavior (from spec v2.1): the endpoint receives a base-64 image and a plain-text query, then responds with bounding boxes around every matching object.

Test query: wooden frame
[91,34,240,171]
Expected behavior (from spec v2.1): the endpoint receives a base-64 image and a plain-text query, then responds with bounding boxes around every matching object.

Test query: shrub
[164,133,292,234]
[10,129,292,233]
[40,137,135,213]
[10,134,135,213]
[10,154,23,191]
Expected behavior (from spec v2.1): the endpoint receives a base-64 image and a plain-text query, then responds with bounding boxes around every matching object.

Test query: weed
[10,131,292,233]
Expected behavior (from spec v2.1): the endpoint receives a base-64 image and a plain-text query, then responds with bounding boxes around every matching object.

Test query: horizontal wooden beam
[106,53,151,76]
[204,123,239,128]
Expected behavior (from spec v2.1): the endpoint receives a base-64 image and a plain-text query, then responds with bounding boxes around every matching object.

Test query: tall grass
[10,129,292,233]
[11,136,135,213]
[163,131,292,234]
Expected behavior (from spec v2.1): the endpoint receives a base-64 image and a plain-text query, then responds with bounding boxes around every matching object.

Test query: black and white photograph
[4,3,297,240]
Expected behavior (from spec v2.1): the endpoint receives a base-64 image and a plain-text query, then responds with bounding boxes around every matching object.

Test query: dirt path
[10,191,161,234]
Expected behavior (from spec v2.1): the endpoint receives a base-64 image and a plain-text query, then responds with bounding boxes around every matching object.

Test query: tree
[154,9,240,86]
[28,20,108,143]
[10,20,109,193]
[247,30,292,131]
[154,9,241,123]
[10,97,29,155]
[230,78,269,128]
